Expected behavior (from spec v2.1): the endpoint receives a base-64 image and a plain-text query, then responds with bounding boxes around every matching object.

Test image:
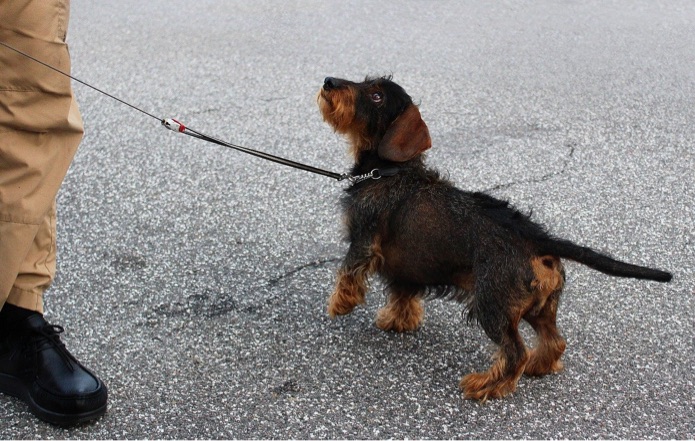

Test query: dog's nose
[323,77,339,90]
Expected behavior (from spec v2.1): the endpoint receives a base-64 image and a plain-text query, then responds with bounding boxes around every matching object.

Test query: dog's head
[317,76,431,163]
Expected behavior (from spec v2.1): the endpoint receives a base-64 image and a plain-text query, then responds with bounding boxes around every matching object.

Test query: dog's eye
[370,92,384,103]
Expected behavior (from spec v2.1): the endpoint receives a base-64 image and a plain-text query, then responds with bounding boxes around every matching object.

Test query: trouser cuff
[5,286,43,314]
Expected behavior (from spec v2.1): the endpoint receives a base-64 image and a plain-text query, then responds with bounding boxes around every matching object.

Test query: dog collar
[344,167,400,185]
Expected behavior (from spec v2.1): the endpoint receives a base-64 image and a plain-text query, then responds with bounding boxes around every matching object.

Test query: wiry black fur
[319,75,672,399]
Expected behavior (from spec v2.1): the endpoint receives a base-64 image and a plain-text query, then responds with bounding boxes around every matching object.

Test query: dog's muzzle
[323,77,346,91]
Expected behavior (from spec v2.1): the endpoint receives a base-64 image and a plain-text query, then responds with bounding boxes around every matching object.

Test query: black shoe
[0,314,107,426]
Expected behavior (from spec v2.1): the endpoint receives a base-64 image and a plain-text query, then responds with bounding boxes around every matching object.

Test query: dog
[316,75,672,400]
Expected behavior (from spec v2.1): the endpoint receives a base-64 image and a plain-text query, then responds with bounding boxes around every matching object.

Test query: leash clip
[162,118,186,133]
[345,169,382,185]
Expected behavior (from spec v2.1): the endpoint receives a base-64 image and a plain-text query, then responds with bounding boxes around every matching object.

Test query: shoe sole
[0,372,107,426]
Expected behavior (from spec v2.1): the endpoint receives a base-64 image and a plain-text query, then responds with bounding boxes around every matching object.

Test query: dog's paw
[459,371,518,401]
[327,289,364,318]
[375,297,424,332]
[524,351,564,376]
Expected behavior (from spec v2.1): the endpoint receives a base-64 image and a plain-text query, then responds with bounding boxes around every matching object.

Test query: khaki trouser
[0,0,83,313]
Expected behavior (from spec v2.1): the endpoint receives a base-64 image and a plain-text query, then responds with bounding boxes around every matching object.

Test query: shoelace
[33,324,77,372]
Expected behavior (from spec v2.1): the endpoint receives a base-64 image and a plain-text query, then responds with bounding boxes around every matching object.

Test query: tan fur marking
[525,336,566,376]
[524,255,566,376]
[530,256,564,297]
[318,87,370,161]
[327,236,384,317]
[376,295,424,332]
[460,348,528,401]
[327,268,367,317]
[318,88,356,133]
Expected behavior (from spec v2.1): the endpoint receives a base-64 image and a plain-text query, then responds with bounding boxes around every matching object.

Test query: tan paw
[375,297,424,332]
[327,289,364,318]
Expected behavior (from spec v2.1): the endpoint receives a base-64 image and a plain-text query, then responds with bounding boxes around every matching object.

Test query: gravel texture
[1,0,693,439]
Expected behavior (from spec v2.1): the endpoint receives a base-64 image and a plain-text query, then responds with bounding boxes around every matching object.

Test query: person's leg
[2,197,58,314]
[0,0,83,311]
[0,0,107,425]
[0,113,82,311]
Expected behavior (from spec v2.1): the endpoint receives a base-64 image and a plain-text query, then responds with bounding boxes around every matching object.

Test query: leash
[0,40,395,185]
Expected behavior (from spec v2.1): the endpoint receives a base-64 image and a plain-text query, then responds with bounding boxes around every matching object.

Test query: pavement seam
[267,256,341,286]
[483,141,577,193]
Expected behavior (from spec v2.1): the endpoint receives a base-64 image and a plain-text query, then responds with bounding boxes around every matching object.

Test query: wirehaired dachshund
[316,75,672,400]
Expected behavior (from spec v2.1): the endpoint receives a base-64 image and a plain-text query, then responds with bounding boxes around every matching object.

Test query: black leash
[161,118,346,180]
[0,40,395,184]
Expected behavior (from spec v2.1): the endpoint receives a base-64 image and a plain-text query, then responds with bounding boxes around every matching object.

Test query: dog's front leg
[327,237,383,318]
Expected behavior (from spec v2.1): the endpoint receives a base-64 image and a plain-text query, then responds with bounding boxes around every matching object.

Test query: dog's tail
[536,238,672,282]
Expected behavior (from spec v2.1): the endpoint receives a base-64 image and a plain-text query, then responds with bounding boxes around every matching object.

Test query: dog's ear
[378,105,431,162]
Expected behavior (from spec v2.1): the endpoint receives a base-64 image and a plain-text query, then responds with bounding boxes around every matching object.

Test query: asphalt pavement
[1,1,694,439]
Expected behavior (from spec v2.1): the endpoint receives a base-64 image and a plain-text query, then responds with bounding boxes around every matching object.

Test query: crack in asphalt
[483,141,577,193]
[267,256,342,286]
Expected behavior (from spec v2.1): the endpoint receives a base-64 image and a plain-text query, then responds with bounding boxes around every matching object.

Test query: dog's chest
[341,183,398,237]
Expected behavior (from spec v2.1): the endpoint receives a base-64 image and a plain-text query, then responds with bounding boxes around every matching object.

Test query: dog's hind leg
[460,280,529,400]
[375,285,424,332]
[327,236,384,317]
[523,293,566,376]
[524,256,566,376]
